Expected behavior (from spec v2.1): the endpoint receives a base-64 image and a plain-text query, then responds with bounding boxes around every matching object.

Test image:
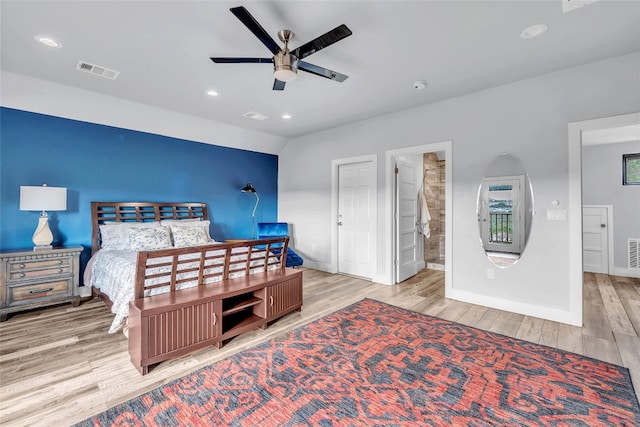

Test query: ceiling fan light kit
[274,30,298,82]
[210,6,352,90]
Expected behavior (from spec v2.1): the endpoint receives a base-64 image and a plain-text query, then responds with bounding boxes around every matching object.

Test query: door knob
[338,221,343,226]
[600,224,606,228]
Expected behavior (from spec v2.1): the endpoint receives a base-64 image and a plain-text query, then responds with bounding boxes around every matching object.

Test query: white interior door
[338,162,374,278]
[583,206,609,273]
[396,158,419,282]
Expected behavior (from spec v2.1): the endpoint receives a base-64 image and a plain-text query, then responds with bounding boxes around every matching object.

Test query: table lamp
[20,184,67,250]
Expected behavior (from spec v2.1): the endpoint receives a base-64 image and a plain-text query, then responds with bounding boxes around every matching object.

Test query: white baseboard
[371,274,393,285]
[447,288,582,327]
[612,267,640,279]
[303,260,335,273]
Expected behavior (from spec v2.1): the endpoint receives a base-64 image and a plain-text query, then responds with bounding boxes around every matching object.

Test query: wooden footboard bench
[90,202,303,375]
[128,238,303,375]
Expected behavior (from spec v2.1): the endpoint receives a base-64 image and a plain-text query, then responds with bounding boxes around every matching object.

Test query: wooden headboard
[91,202,208,255]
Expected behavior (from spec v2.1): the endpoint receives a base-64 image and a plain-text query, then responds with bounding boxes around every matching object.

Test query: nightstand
[0,246,83,322]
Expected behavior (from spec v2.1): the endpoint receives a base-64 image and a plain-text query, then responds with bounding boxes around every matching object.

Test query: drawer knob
[29,288,53,295]
[19,273,25,278]
[57,260,63,265]
[58,268,63,273]
[19,263,25,269]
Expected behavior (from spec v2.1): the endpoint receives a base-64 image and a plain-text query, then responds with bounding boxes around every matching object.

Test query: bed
[87,202,303,374]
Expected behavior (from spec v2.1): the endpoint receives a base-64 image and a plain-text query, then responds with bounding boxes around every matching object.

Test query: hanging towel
[418,187,431,238]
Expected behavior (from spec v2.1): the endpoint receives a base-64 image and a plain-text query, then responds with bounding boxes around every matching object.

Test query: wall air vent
[243,112,269,121]
[562,0,600,13]
[76,60,120,80]
[629,238,640,270]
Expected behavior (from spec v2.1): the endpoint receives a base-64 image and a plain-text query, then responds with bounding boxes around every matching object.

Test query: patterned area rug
[77,299,640,426]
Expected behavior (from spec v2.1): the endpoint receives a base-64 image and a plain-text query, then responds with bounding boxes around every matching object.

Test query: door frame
[385,141,452,288]
[582,204,614,274]
[330,154,378,276]
[568,111,640,326]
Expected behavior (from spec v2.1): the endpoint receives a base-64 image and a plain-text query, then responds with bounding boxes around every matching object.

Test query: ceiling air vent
[76,60,120,80]
[243,112,269,121]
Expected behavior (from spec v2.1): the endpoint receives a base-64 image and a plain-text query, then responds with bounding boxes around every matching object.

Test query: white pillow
[99,224,127,250]
[128,226,172,251]
[99,222,160,250]
[164,220,212,240]
[160,218,202,225]
[171,226,211,247]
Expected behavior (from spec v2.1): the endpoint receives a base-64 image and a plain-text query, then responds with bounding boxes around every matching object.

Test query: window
[623,153,640,185]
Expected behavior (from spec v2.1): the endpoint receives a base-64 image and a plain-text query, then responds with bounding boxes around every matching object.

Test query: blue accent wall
[0,107,278,274]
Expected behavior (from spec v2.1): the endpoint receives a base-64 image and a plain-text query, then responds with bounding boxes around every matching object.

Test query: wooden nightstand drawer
[8,257,70,273]
[8,279,71,305]
[8,264,72,281]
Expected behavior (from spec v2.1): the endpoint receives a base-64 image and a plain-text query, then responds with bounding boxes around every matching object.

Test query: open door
[395,156,421,282]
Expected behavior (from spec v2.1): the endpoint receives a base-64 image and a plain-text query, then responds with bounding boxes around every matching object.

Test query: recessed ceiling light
[520,24,548,39]
[35,36,62,48]
[282,114,292,119]
[413,80,428,90]
[206,90,219,97]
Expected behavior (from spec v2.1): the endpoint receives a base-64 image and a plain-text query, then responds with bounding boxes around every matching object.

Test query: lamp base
[32,214,54,249]
[33,245,53,251]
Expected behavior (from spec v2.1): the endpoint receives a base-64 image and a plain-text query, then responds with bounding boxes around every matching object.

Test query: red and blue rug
[77,299,640,426]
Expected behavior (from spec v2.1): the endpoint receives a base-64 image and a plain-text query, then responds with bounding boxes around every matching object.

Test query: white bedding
[87,243,269,333]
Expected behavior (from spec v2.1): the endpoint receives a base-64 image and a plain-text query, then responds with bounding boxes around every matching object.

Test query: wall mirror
[477,153,533,268]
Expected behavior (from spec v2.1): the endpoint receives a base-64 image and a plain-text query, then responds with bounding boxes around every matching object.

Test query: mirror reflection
[477,153,533,268]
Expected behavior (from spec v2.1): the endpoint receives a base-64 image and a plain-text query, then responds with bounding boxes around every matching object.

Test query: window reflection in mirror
[477,154,533,268]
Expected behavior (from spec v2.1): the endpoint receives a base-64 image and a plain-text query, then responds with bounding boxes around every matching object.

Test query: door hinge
[394,166,399,174]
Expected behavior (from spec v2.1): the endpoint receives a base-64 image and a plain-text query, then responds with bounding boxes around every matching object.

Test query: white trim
[613,267,640,279]
[568,112,640,327]
[583,204,614,274]
[384,141,452,294]
[448,288,580,326]
[303,260,334,273]
[330,154,378,278]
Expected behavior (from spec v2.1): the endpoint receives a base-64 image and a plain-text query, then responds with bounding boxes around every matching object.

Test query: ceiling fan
[210,6,352,90]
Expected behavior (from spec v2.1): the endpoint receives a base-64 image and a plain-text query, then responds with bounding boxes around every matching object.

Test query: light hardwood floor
[0,269,638,426]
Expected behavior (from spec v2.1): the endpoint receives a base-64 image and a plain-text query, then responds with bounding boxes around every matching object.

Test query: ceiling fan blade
[273,79,286,91]
[298,61,348,82]
[293,24,352,61]
[210,57,273,64]
[230,6,280,55]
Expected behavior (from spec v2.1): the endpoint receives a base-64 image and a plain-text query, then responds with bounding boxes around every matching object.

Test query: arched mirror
[477,153,534,268]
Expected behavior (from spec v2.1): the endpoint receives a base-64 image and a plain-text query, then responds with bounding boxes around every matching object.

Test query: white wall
[278,52,640,325]
[0,71,288,155]
[582,140,640,274]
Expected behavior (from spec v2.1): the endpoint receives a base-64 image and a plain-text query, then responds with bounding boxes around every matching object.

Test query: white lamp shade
[20,186,67,211]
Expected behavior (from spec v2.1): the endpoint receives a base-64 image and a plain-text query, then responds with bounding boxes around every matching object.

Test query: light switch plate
[547,209,567,221]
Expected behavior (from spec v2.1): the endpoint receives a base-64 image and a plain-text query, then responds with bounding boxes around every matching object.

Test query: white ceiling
[1,1,639,139]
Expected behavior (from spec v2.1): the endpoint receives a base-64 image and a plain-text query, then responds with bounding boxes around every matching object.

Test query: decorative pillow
[165,220,212,240]
[128,226,173,251]
[171,226,211,247]
[100,222,160,250]
[99,224,127,250]
[160,218,202,225]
